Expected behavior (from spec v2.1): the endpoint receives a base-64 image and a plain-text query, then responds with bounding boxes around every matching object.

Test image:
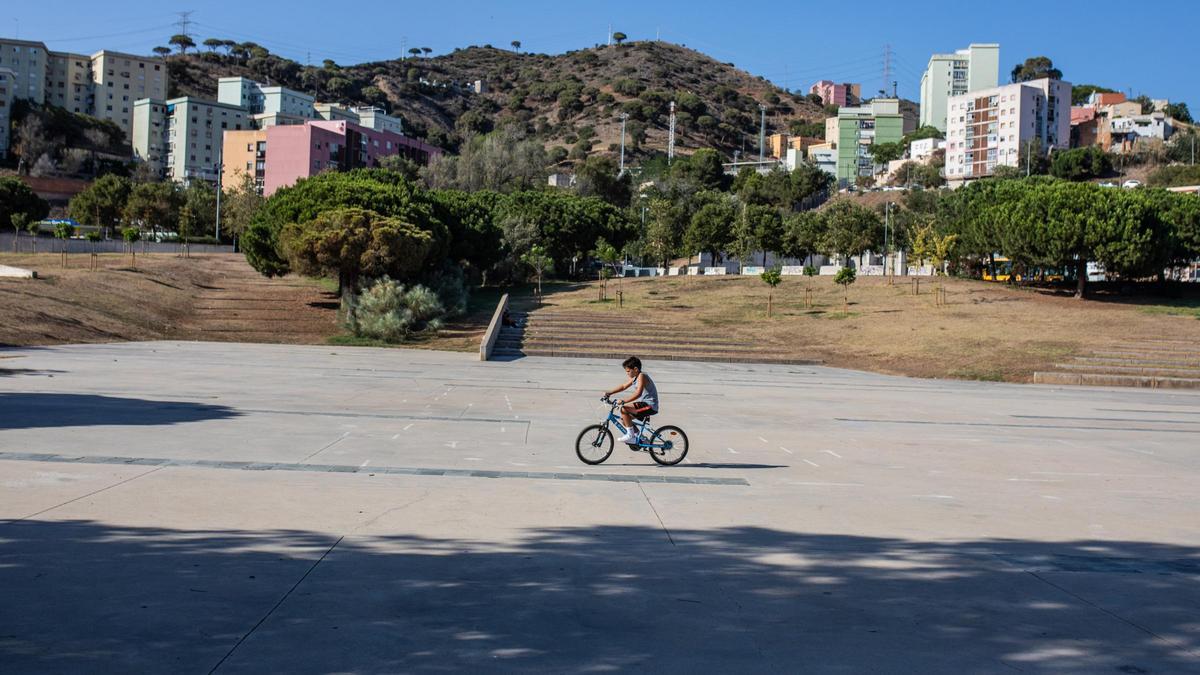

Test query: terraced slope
[1034,340,1200,389]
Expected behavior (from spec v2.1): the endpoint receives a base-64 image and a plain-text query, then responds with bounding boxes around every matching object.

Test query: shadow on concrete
[0,519,1196,672]
[0,368,65,378]
[0,393,241,430]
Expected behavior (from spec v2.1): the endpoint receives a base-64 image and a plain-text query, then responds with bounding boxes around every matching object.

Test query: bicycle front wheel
[647,425,689,466]
[575,424,614,465]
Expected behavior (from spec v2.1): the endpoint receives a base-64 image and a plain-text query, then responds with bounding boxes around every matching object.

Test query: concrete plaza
[1,341,1199,673]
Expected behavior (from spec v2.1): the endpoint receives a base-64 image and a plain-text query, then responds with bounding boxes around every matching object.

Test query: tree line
[61,173,265,245]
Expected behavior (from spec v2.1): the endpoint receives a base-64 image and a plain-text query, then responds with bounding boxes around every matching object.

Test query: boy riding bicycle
[602,356,659,444]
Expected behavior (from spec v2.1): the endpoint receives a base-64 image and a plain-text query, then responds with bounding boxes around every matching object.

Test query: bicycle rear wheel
[575,424,614,465]
[647,425,688,466]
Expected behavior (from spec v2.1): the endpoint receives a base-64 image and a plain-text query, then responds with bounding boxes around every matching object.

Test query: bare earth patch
[0,253,339,346]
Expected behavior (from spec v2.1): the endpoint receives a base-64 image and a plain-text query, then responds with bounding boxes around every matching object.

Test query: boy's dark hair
[622,356,642,370]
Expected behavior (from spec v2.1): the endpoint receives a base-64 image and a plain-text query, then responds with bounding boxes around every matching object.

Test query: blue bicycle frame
[602,402,659,449]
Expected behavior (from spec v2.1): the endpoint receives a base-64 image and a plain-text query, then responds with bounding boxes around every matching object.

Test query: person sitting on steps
[602,356,660,444]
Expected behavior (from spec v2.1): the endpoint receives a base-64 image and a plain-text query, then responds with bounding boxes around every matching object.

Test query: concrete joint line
[209,535,345,674]
[11,466,164,522]
[1025,571,1199,659]
[638,483,675,547]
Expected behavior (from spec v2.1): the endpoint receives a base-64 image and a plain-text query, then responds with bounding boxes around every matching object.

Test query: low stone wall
[0,264,36,279]
[479,293,510,361]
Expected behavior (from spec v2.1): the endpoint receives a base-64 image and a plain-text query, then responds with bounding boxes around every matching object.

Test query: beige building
[0,38,166,145]
[45,52,92,112]
[132,96,249,182]
[0,38,49,104]
[90,51,168,142]
[0,67,14,158]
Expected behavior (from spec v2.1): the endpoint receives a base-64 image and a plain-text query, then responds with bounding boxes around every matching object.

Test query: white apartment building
[353,106,403,135]
[132,96,248,182]
[0,67,14,158]
[314,102,360,122]
[944,78,1070,182]
[217,76,316,128]
[919,43,1000,132]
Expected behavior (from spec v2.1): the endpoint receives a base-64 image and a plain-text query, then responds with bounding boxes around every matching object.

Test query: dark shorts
[625,402,656,418]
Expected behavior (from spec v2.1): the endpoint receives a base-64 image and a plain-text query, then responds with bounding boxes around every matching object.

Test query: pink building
[810,80,862,108]
[262,120,442,196]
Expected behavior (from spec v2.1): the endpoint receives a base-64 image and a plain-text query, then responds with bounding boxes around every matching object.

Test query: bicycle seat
[633,409,657,420]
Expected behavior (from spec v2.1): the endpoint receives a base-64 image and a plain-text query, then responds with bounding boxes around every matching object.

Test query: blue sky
[9,1,1198,104]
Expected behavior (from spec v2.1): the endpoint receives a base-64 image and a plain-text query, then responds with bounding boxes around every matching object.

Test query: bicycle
[575,395,689,466]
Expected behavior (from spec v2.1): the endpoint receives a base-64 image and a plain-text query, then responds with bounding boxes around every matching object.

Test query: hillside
[168,41,828,160]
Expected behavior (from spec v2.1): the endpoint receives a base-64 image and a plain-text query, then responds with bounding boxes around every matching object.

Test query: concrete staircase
[1033,340,1200,389]
[491,310,820,364]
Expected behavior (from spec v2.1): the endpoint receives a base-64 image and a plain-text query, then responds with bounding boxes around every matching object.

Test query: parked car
[1122,179,1142,189]
[1098,182,1117,188]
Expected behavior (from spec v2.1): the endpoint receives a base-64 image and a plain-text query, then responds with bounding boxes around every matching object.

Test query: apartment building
[827,99,909,184]
[90,51,168,141]
[919,43,1000,132]
[0,38,167,144]
[132,96,249,182]
[314,102,359,122]
[217,76,317,128]
[260,119,441,196]
[0,68,13,158]
[0,38,48,104]
[944,78,1070,182]
[353,106,403,135]
[221,129,269,191]
[45,52,92,112]
[809,80,861,108]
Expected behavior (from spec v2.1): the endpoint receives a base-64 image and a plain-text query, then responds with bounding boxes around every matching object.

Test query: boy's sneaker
[616,430,637,444]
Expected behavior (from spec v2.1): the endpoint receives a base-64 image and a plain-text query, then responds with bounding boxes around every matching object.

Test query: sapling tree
[834,266,857,311]
[54,222,74,267]
[760,266,782,317]
[521,244,553,302]
[122,227,141,268]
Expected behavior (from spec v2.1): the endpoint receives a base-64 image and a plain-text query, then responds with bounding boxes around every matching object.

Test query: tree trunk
[1075,258,1087,299]
[988,252,996,280]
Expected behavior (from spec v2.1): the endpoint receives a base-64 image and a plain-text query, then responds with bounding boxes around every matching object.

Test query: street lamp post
[618,112,629,175]
[214,146,224,244]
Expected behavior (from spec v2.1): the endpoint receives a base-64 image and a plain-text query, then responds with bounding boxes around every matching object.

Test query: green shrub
[344,277,446,342]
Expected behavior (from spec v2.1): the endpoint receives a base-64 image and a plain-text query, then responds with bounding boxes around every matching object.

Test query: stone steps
[489,308,818,365]
[1035,340,1200,389]
[493,347,819,365]
[1033,372,1200,389]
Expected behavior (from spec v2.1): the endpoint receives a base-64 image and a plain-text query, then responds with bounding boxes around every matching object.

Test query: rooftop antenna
[882,44,892,98]
[667,101,677,164]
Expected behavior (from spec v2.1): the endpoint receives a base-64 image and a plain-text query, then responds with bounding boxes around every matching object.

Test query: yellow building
[221,129,268,192]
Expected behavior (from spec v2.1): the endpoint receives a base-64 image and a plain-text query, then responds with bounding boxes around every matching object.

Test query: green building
[827,99,906,185]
